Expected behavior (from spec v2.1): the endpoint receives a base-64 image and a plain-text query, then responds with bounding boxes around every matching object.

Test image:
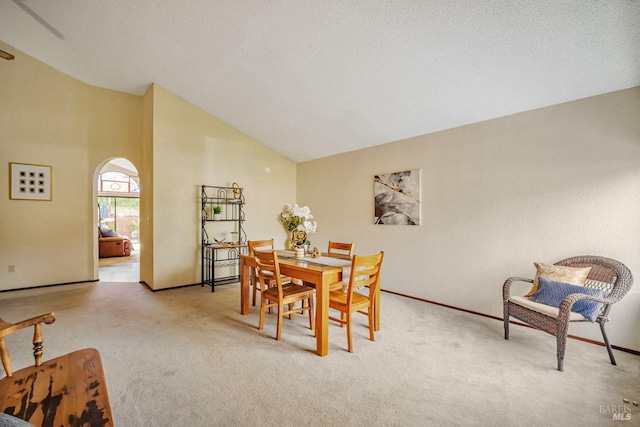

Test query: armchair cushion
[525,262,591,297]
[529,276,606,322]
[509,296,588,321]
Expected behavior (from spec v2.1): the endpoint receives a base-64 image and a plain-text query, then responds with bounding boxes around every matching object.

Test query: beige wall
[140,85,154,286]
[148,84,296,290]
[0,43,296,292]
[298,87,640,351]
[88,86,143,278]
[0,41,141,290]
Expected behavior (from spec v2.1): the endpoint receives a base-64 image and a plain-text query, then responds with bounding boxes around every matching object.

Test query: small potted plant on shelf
[213,205,222,221]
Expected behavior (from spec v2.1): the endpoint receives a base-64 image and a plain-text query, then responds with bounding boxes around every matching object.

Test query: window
[98,172,140,243]
[98,172,140,194]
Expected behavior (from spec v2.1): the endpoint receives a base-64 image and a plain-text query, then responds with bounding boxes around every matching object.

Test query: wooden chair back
[328,241,355,257]
[254,249,283,292]
[0,313,56,377]
[248,239,275,254]
[345,252,384,304]
[247,239,279,305]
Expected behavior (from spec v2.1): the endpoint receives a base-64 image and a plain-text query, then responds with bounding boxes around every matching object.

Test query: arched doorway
[96,158,140,282]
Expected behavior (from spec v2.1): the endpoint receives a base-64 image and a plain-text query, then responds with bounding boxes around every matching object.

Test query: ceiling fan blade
[12,0,65,40]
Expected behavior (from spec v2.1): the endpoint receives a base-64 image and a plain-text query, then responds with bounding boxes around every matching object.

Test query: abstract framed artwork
[9,162,53,201]
[374,169,420,225]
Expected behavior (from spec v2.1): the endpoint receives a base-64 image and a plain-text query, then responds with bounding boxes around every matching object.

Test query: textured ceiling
[1,1,639,163]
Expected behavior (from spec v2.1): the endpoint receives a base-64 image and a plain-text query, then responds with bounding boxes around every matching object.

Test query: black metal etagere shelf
[201,185,247,292]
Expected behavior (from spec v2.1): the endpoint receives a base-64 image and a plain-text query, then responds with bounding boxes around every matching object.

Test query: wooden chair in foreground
[0,312,56,378]
[329,251,384,353]
[327,241,355,257]
[0,313,113,426]
[255,250,316,341]
[503,255,633,371]
[248,239,293,306]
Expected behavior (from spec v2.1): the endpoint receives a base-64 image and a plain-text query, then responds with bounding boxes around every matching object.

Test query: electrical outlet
[8,265,15,273]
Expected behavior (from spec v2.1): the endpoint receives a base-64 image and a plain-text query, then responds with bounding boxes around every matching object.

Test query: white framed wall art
[9,162,53,201]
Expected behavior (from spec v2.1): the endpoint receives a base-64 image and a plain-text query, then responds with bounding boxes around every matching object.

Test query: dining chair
[255,250,316,341]
[248,239,292,306]
[327,241,355,257]
[326,241,355,291]
[329,251,384,352]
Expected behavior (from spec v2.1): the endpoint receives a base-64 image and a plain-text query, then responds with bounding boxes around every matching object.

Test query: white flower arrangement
[278,204,318,234]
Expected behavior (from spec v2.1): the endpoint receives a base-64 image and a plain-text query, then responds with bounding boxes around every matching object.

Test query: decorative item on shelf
[304,240,311,254]
[212,236,227,244]
[278,203,318,251]
[213,205,222,220]
[232,182,243,200]
[310,247,321,258]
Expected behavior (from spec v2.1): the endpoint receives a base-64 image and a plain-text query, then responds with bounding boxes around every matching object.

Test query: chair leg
[599,320,617,366]
[259,296,266,331]
[300,299,306,321]
[252,271,257,306]
[371,300,378,331]
[368,308,375,342]
[276,303,283,340]
[346,311,353,353]
[556,327,569,372]
[557,333,565,371]
[308,295,315,333]
[503,301,510,340]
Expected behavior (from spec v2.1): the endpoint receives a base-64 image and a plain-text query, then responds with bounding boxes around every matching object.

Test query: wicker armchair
[503,255,633,371]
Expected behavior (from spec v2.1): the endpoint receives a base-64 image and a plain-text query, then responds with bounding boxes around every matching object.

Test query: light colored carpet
[99,254,134,267]
[1,282,638,426]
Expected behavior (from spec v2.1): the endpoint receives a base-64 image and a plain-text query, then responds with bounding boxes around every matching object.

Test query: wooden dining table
[239,251,380,356]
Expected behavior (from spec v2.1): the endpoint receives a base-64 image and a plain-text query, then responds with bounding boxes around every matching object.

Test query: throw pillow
[100,226,118,238]
[529,276,606,322]
[524,262,592,297]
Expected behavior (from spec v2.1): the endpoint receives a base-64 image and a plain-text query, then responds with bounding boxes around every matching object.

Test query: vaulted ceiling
[1,1,639,162]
